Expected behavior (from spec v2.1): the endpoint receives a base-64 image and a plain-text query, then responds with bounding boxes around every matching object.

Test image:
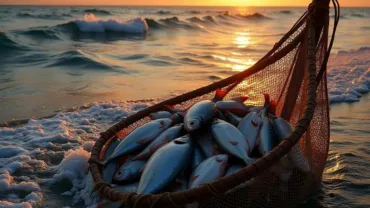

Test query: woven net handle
[88,0,340,207]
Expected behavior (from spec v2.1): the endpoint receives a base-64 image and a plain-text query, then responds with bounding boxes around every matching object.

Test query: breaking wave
[83,9,111,15]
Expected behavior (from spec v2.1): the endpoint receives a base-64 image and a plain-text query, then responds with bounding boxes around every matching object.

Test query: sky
[0,0,369,7]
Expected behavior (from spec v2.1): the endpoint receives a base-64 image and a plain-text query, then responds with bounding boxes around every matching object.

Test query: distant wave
[0,31,27,54]
[186,10,201,14]
[46,50,133,74]
[73,14,148,33]
[83,9,111,15]
[235,13,271,20]
[279,10,293,14]
[350,13,365,18]
[17,12,72,20]
[156,10,172,15]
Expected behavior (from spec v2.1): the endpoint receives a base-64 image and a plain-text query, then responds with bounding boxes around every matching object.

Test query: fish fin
[190,175,199,183]
[270,99,277,115]
[148,113,155,120]
[136,137,152,145]
[229,141,239,146]
[232,96,249,103]
[164,105,178,114]
[212,88,228,102]
[132,151,150,161]
[219,160,228,177]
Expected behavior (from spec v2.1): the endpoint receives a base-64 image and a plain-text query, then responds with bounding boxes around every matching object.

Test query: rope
[316,0,340,85]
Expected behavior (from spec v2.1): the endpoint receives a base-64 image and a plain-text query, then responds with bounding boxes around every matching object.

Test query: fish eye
[190,121,195,126]
[117,171,121,175]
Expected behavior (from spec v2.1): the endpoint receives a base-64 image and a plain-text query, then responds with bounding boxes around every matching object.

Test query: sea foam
[74,14,148,33]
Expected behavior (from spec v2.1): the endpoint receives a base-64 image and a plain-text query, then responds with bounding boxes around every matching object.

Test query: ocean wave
[278,10,293,14]
[73,14,148,33]
[16,27,60,40]
[83,9,111,15]
[156,10,173,15]
[46,50,133,74]
[0,32,27,54]
[186,10,201,14]
[16,12,72,20]
[235,13,271,20]
[350,13,365,18]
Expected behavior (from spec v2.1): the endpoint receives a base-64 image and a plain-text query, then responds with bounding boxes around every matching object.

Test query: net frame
[88,0,340,207]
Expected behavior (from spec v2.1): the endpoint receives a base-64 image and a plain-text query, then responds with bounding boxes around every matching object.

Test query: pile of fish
[98,88,311,200]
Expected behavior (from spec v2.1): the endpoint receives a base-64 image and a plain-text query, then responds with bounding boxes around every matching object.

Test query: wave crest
[83,9,111,15]
[74,14,148,33]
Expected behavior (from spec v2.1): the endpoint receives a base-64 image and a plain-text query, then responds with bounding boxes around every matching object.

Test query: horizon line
[0,4,368,8]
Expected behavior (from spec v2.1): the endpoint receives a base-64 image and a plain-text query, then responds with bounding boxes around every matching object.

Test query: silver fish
[184,100,217,133]
[224,164,245,176]
[231,96,249,103]
[211,119,254,165]
[258,94,276,156]
[189,154,228,189]
[272,117,310,173]
[192,146,205,169]
[137,135,193,194]
[132,124,185,161]
[105,118,173,164]
[194,131,214,158]
[103,139,120,183]
[225,111,242,127]
[113,157,146,182]
[237,112,262,153]
[215,101,250,117]
[149,111,172,120]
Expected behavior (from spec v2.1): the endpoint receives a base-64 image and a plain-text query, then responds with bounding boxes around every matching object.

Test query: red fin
[270,99,277,115]
[149,114,154,120]
[137,137,152,145]
[229,141,239,146]
[190,175,199,183]
[216,88,228,98]
[164,105,174,109]
[232,96,249,103]
[251,120,259,127]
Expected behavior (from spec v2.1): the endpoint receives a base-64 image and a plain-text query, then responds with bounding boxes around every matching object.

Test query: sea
[0,5,369,208]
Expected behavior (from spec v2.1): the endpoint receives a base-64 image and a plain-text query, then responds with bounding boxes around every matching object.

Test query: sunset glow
[0,0,370,7]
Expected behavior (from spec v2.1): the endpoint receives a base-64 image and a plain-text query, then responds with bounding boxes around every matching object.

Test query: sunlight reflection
[212,55,256,71]
[233,32,253,48]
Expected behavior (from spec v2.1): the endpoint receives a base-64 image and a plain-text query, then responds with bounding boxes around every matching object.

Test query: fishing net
[88,0,340,207]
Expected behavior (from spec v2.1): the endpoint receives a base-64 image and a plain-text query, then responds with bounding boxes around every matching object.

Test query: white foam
[0,100,155,207]
[327,47,370,103]
[75,14,148,33]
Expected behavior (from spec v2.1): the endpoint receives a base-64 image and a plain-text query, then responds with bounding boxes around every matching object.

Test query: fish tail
[244,157,257,165]
[212,80,241,102]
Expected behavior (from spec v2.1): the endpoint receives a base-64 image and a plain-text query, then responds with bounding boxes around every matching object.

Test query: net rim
[88,3,327,207]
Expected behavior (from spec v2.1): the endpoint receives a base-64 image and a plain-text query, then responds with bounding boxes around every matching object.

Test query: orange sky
[0,0,369,7]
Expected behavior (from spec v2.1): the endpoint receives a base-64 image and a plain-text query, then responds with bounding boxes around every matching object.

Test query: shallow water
[0,5,369,208]
[0,6,370,122]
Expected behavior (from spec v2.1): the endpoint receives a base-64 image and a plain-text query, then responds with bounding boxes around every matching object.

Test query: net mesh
[90,1,335,207]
